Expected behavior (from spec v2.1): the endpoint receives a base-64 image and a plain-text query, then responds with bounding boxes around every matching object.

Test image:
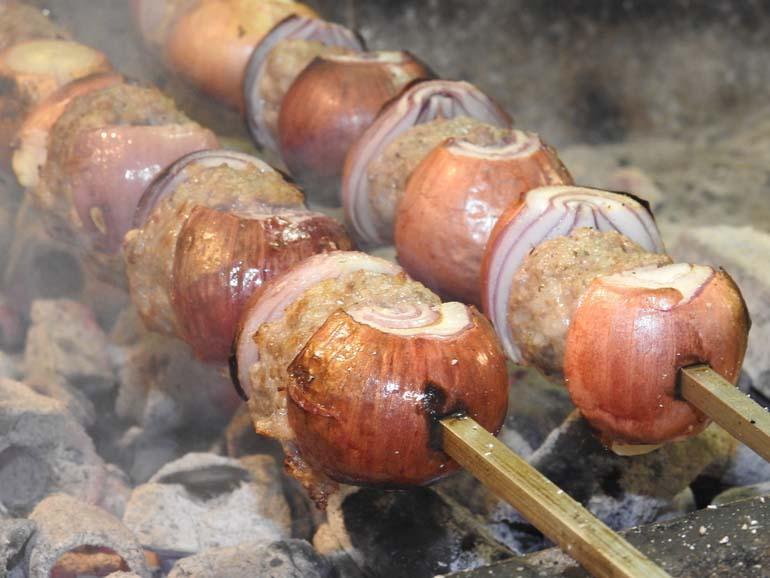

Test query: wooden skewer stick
[441,416,672,578]
[681,364,770,462]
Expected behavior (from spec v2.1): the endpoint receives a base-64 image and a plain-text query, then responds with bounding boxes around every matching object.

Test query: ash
[1,1,769,577]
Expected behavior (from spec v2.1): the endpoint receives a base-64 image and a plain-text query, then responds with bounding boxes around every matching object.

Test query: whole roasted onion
[343,80,512,246]
[565,264,750,448]
[287,302,509,486]
[125,149,351,362]
[395,130,572,305]
[164,0,319,109]
[278,51,431,205]
[12,72,124,189]
[482,185,666,363]
[172,205,351,361]
[244,15,364,152]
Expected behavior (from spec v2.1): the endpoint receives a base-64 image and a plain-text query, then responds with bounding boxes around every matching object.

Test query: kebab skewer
[4,2,760,572]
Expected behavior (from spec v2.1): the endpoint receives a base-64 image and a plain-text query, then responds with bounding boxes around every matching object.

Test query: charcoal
[25,494,150,578]
[2,200,85,315]
[713,482,770,506]
[167,539,332,578]
[116,426,183,484]
[223,403,282,458]
[123,453,291,556]
[0,379,130,517]
[453,495,770,578]
[722,442,770,487]
[25,378,96,428]
[114,332,237,436]
[107,574,144,578]
[0,294,25,352]
[314,487,512,577]
[558,146,665,211]
[0,519,35,575]
[501,366,574,457]
[0,351,20,380]
[441,412,736,551]
[23,299,115,397]
[666,224,770,399]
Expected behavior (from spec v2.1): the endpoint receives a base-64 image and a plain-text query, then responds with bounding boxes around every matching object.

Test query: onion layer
[342,80,512,247]
[278,51,430,206]
[481,185,666,362]
[395,131,572,305]
[287,304,508,486]
[564,264,750,446]
[172,206,352,362]
[244,15,364,152]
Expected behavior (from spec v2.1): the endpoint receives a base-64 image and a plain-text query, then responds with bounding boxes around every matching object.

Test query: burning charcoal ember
[123,453,291,557]
[0,519,35,576]
[167,539,333,578]
[25,494,151,578]
[666,224,770,399]
[23,299,114,397]
[452,495,770,578]
[313,487,512,577]
[114,332,237,436]
[0,379,130,517]
[712,481,770,506]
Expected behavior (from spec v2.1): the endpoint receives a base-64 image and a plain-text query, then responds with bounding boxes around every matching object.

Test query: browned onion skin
[287,307,509,486]
[278,51,431,205]
[565,267,750,446]
[395,132,573,305]
[164,0,318,109]
[172,206,352,362]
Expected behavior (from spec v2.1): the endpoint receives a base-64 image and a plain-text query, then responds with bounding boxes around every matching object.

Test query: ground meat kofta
[508,227,672,375]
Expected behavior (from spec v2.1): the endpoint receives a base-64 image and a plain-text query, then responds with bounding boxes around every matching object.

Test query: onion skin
[67,123,219,254]
[172,206,352,362]
[12,73,124,189]
[564,266,750,446]
[395,133,573,305]
[278,52,431,205]
[287,307,508,486]
[164,0,318,109]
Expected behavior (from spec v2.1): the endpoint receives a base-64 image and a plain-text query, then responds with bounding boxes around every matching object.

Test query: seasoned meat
[508,228,672,375]
[259,39,353,143]
[124,163,304,336]
[366,116,512,231]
